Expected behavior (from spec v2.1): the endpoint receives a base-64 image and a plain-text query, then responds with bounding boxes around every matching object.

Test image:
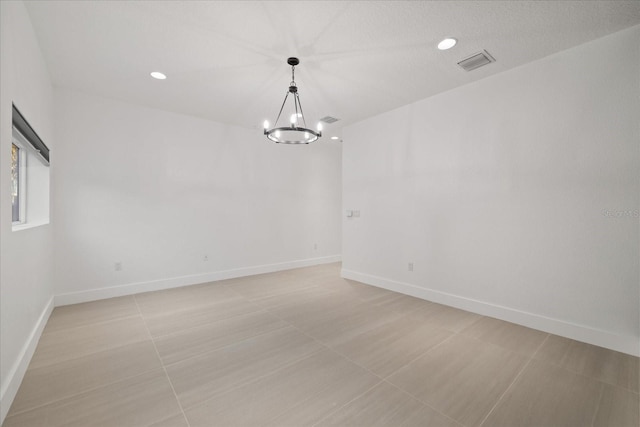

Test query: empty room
[1,1,639,426]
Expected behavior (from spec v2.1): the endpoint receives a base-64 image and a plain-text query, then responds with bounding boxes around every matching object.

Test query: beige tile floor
[4,263,638,427]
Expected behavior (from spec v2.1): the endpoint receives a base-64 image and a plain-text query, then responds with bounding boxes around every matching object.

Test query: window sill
[12,220,50,232]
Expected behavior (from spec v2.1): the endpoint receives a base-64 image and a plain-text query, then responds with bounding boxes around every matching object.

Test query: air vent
[320,116,340,124]
[457,50,495,71]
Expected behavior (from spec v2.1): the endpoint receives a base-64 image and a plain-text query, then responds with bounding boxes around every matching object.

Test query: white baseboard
[55,255,342,306]
[0,296,54,425]
[341,269,639,357]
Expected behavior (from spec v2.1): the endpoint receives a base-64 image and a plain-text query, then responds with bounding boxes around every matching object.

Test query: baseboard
[341,269,640,357]
[55,255,342,306]
[0,296,54,425]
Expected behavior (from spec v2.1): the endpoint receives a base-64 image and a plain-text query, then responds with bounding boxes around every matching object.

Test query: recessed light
[437,38,457,50]
[331,136,339,140]
[150,71,167,80]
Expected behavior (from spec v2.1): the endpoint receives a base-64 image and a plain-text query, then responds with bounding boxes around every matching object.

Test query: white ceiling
[25,1,640,138]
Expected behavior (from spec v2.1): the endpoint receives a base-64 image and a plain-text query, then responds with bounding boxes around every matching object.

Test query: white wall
[53,89,342,303]
[342,25,640,355]
[0,1,55,423]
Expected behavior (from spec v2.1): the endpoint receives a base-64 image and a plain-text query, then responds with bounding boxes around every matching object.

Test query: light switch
[346,210,353,217]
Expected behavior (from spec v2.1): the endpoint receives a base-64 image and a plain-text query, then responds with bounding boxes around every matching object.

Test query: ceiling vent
[457,50,496,71]
[319,116,340,124]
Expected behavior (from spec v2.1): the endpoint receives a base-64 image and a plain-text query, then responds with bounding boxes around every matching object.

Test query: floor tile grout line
[589,382,606,427]
[309,380,385,427]
[475,332,636,426]
[239,287,355,312]
[460,324,639,395]
[227,277,479,426]
[159,281,342,413]
[560,364,638,394]
[8,299,173,419]
[258,301,387,382]
[24,313,161,375]
[11,328,455,427]
[135,286,298,369]
[225,276,419,324]
[220,281,327,312]
[534,343,639,394]
[146,287,309,368]
[223,281,324,302]
[315,321,462,424]
[142,306,277,341]
[528,335,639,394]
[137,295,250,320]
[379,380,466,427]
[17,335,151,375]
[238,288,409,418]
[596,380,640,395]
[370,330,468,426]
[4,365,163,419]
[133,294,192,427]
[39,312,143,337]
[142,282,366,372]
[177,342,327,413]
[159,323,293,369]
[266,290,489,427]
[380,331,458,381]
[477,332,551,427]
[6,299,198,418]
[255,304,392,427]
[224,281,385,334]
[280,278,401,309]
[242,287,378,319]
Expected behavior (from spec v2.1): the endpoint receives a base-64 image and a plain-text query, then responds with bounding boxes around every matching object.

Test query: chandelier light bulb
[275,130,281,138]
[263,120,269,129]
[317,122,323,132]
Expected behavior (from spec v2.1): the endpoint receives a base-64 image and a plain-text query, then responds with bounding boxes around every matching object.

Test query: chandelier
[263,57,322,144]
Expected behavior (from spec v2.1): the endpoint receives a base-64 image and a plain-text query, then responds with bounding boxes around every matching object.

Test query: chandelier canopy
[263,57,322,144]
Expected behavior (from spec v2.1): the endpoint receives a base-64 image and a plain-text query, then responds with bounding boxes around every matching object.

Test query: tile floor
[4,263,638,427]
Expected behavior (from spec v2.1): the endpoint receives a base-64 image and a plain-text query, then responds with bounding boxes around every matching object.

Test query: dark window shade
[12,104,50,164]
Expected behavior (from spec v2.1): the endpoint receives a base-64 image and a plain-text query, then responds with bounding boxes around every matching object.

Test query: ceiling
[25,1,640,139]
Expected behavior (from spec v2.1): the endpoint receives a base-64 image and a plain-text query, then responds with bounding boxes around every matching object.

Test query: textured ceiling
[25,1,640,138]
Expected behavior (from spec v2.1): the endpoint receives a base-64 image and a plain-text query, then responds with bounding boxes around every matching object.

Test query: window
[11,142,26,224]
[11,104,50,231]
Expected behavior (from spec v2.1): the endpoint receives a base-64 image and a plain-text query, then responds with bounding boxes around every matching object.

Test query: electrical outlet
[408,262,413,272]
[114,262,122,271]
[203,254,209,261]
[354,210,360,217]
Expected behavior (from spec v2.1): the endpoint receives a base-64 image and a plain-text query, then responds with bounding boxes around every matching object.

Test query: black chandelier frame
[264,57,322,144]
